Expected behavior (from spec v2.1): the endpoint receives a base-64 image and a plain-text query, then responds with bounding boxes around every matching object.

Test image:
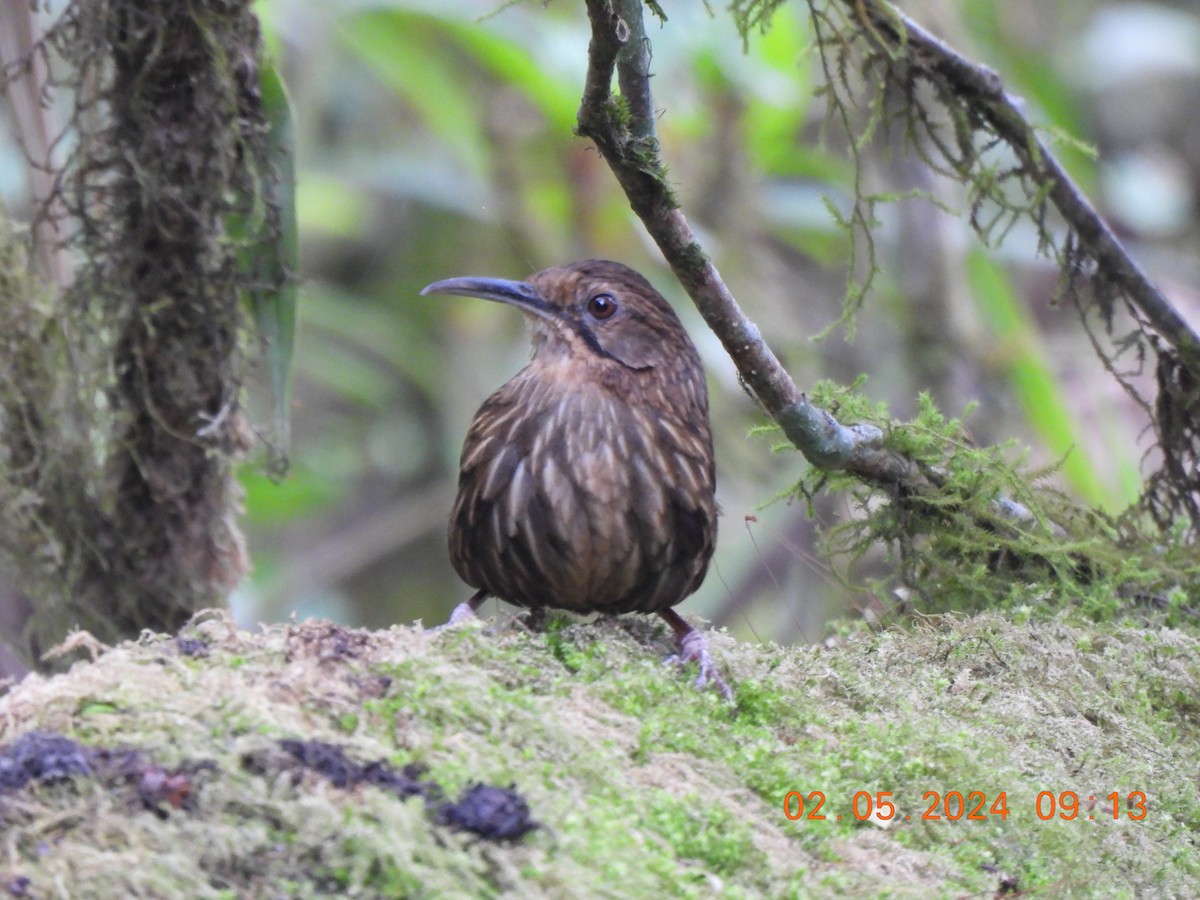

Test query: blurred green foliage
[226,0,1200,637]
[6,0,1192,640]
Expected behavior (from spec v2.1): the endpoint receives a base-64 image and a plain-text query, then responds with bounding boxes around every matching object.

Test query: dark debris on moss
[273,737,432,797]
[0,731,209,815]
[0,731,91,790]
[264,738,540,842]
[435,783,539,841]
[173,636,210,658]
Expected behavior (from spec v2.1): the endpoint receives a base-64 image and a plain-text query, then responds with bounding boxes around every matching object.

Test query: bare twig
[0,3,73,289]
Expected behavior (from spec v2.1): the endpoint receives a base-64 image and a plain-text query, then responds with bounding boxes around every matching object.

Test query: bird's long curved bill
[419,276,556,321]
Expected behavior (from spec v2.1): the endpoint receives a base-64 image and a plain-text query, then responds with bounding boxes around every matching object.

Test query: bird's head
[420,259,698,372]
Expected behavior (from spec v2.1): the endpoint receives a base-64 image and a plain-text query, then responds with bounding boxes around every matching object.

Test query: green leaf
[235,60,299,478]
[339,11,489,177]
[966,249,1128,509]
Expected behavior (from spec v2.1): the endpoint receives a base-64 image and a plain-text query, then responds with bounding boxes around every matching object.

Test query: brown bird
[421,259,729,698]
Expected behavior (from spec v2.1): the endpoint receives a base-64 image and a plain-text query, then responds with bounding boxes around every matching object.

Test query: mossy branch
[583,1,1200,547]
[836,0,1200,368]
[803,0,1200,531]
[574,0,1200,610]
[577,0,926,494]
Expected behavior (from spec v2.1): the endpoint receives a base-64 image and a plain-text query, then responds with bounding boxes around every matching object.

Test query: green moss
[0,613,1197,895]
[648,792,764,875]
[750,380,1200,625]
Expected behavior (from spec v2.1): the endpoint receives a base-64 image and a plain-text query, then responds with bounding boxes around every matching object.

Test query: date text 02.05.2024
[783,790,1148,823]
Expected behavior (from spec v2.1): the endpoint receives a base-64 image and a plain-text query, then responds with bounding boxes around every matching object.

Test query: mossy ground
[0,608,1197,898]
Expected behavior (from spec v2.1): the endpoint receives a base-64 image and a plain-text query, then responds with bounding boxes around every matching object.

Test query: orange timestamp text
[782,790,1148,822]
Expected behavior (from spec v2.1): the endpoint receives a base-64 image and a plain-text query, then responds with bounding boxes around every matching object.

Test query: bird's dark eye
[586,293,618,320]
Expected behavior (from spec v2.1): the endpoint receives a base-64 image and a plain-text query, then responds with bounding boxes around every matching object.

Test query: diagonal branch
[580,0,1200,525]
[841,0,1200,369]
[578,0,930,492]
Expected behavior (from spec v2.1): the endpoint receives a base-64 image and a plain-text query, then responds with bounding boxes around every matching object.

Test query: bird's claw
[666,628,733,701]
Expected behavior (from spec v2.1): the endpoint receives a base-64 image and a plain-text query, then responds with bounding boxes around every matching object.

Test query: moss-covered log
[0,613,1196,895]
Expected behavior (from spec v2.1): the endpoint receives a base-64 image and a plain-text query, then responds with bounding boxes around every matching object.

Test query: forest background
[2,0,1199,659]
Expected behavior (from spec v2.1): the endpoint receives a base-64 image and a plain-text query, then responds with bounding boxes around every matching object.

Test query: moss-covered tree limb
[578,0,930,494]
[835,0,1200,370]
[577,1,1192,605]
[1,615,1198,895]
[805,0,1200,531]
[99,2,259,637]
[0,0,282,668]
[581,0,1200,541]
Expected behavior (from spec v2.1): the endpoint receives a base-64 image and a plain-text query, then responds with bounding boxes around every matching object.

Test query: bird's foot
[660,609,733,701]
[438,589,488,629]
[446,601,480,626]
[520,607,548,631]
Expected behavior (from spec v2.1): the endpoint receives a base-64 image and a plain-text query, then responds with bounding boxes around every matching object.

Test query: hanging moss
[754,379,1200,623]
[0,1,283,667]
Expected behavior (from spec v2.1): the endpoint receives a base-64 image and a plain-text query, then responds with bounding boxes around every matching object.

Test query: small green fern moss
[752,379,1198,622]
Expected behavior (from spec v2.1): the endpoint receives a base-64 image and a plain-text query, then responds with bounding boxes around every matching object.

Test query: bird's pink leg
[659,609,733,700]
